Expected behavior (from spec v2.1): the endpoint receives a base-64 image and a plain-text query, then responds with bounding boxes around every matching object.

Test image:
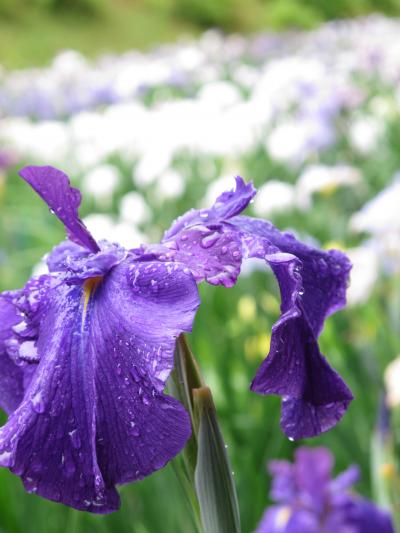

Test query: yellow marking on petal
[82,276,103,319]
[275,506,292,527]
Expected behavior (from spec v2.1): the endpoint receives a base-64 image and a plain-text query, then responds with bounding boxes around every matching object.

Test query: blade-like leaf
[194,387,241,533]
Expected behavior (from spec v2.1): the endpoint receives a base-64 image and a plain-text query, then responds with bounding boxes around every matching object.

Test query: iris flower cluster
[255,447,394,532]
[0,166,351,512]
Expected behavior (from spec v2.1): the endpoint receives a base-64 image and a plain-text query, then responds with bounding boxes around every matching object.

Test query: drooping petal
[19,166,99,253]
[0,259,199,513]
[0,282,118,512]
[93,259,200,489]
[0,295,25,414]
[232,217,351,336]
[231,218,352,439]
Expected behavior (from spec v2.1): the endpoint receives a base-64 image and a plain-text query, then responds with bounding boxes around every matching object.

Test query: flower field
[0,14,400,533]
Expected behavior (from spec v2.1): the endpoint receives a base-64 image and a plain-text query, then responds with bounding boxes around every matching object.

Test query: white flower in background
[83,213,147,249]
[266,118,334,165]
[348,115,383,154]
[346,244,379,306]
[350,176,400,234]
[385,357,400,408]
[82,214,116,241]
[31,259,48,278]
[231,64,260,89]
[197,81,242,109]
[253,180,296,217]
[82,164,121,207]
[133,148,173,187]
[296,164,362,210]
[350,176,400,272]
[1,119,69,164]
[51,50,88,78]
[119,191,151,225]
[155,169,185,201]
[202,175,238,207]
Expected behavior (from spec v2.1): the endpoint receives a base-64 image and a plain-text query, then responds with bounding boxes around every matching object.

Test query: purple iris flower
[152,176,353,440]
[0,166,200,513]
[0,166,351,512]
[255,447,395,533]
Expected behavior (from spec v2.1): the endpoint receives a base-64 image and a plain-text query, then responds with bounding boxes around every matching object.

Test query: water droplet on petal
[31,391,45,414]
[69,429,81,449]
[201,232,219,249]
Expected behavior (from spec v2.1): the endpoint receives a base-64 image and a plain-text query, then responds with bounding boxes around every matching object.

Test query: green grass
[0,1,199,69]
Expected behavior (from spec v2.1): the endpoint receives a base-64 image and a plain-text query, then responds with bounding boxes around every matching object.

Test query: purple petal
[162,178,351,439]
[268,460,296,503]
[92,259,199,491]
[47,241,89,273]
[330,465,360,493]
[160,177,254,288]
[0,259,199,513]
[326,497,395,533]
[232,217,351,336]
[0,281,119,512]
[231,218,352,439]
[249,254,352,439]
[163,176,256,240]
[345,498,395,533]
[0,295,25,414]
[255,505,319,533]
[19,166,99,253]
[166,227,243,287]
[294,447,333,512]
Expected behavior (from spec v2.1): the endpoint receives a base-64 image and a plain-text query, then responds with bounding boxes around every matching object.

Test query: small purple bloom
[0,166,200,513]
[255,447,395,533]
[0,166,352,512]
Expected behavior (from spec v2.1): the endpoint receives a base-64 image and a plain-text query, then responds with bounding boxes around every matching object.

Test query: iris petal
[163,176,256,240]
[163,177,352,439]
[231,218,353,439]
[0,295,25,414]
[19,166,99,253]
[0,259,199,512]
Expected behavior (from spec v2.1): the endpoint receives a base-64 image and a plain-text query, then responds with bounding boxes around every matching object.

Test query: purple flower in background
[0,166,351,512]
[0,166,200,512]
[0,150,17,172]
[255,447,395,533]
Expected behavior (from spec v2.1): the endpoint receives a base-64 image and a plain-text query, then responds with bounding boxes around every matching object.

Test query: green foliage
[266,0,322,30]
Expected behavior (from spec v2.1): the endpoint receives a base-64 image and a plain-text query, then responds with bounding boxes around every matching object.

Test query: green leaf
[193,387,241,533]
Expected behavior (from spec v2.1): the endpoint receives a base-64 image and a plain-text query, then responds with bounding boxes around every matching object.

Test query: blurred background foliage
[2,0,400,67]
